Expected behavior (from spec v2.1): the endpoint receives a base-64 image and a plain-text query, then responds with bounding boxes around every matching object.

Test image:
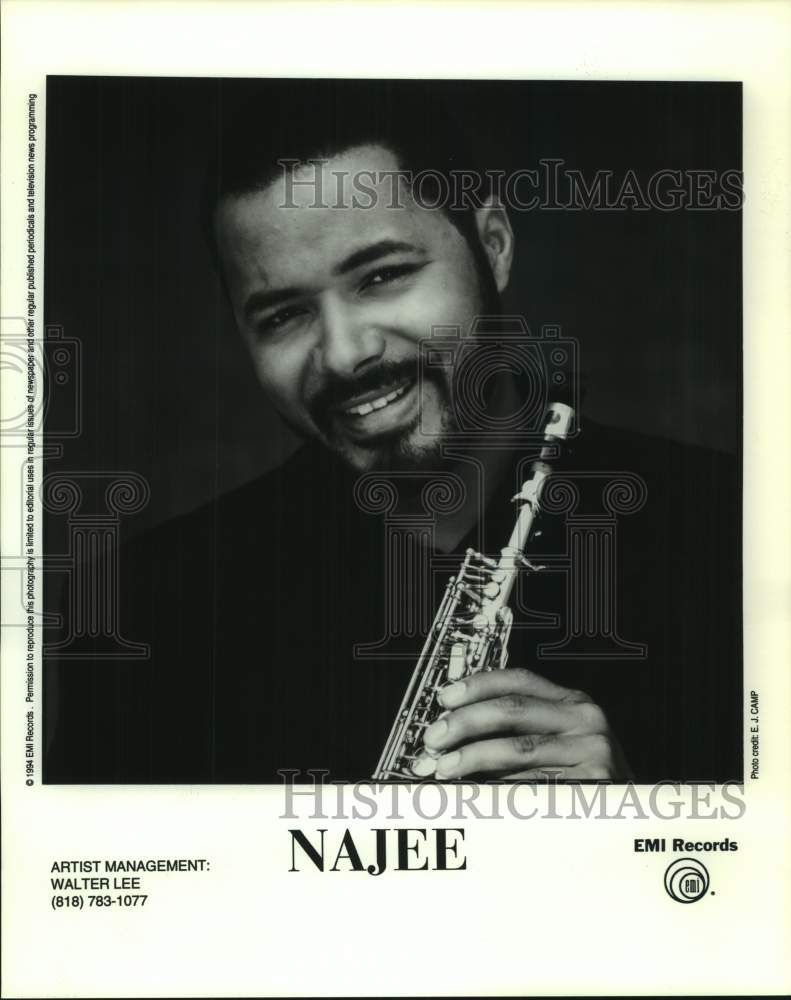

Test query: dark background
[44,77,741,539]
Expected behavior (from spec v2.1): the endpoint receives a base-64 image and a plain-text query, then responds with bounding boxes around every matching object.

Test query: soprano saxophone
[372,402,575,780]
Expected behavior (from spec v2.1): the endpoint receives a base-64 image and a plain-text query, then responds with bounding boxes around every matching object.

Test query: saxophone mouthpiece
[545,402,574,439]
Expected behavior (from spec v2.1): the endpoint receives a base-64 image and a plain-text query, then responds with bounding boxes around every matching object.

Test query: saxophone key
[447,642,468,681]
[410,750,440,778]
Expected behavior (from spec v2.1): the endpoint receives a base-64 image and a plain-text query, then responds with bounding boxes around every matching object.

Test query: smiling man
[44,79,742,785]
[215,144,510,475]
[207,102,635,783]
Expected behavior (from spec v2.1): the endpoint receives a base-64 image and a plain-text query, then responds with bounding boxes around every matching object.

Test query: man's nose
[315,296,385,378]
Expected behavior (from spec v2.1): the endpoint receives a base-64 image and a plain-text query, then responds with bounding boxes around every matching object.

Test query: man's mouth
[341,378,412,416]
[331,376,419,440]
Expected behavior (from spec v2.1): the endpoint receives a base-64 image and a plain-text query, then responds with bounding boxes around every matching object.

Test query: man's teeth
[343,382,409,417]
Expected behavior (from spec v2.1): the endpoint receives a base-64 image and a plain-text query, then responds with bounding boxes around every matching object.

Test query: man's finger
[500,765,602,781]
[502,763,615,781]
[434,733,602,779]
[425,696,569,750]
[438,667,588,710]
[424,694,607,752]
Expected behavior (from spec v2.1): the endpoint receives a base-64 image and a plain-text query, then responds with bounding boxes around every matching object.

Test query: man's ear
[474,197,514,292]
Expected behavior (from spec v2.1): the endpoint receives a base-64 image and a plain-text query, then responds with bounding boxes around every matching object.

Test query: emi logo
[664,858,710,903]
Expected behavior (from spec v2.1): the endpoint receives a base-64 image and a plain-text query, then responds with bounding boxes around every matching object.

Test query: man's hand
[422,668,631,781]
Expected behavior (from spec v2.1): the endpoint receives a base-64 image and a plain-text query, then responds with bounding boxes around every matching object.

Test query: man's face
[216,145,503,472]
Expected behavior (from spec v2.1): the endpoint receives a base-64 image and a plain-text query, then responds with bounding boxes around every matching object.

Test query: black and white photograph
[42,76,743,786]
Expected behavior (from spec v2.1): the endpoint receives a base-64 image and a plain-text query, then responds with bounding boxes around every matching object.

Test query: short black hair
[201,78,498,258]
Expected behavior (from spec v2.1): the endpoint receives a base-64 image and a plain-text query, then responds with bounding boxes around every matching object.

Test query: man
[45,81,741,784]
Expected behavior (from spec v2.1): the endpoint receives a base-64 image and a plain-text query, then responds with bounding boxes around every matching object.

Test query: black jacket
[44,421,742,784]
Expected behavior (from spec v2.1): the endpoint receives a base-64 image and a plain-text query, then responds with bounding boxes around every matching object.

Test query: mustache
[308,359,427,428]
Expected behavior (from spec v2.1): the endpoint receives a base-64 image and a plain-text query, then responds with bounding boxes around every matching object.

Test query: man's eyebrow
[243,240,426,322]
[334,239,425,276]
[243,286,304,322]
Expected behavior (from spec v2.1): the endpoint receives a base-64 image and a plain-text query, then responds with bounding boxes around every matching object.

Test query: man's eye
[361,263,422,292]
[258,306,307,334]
